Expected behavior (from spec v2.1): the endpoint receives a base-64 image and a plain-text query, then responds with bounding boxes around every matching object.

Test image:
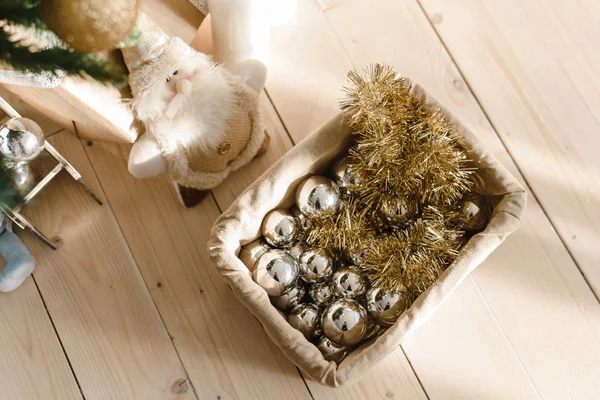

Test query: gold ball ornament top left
[41,0,140,52]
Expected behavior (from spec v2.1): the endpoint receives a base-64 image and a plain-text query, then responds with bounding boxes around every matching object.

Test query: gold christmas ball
[459,192,492,232]
[41,0,139,52]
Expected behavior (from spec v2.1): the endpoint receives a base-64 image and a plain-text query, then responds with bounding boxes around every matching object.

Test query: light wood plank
[20,131,197,400]
[418,0,600,297]
[82,97,312,399]
[141,0,205,42]
[0,278,82,400]
[319,0,600,398]
[0,86,63,135]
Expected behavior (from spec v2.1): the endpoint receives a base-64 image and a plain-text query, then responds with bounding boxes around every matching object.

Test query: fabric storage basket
[208,82,527,387]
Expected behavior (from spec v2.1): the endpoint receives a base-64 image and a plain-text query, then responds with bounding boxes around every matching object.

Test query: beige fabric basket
[208,82,527,387]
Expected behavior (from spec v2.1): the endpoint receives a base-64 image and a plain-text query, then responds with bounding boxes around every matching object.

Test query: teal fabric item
[0,227,35,292]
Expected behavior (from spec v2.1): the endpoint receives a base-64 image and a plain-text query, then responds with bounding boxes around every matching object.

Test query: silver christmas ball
[380,197,416,228]
[295,176,340,217]
[289,241,307,261]
[290,206,311,231]
[366,287,408,327]
[316,336,349,363]
[308,281,336,306]
[0,118,45,163]
[261,209,297,248]
[332,266,367,298]
[459,193,491,232]
[271,281,306,311]
[299,249,334,283]
[321,298,368,346]
[331,156,358,194]
[239,238,271,271]
[288,303,321,340]
[252,250,298,296]
[11,163,35,197]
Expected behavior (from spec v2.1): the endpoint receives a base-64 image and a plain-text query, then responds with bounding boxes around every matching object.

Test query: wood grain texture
[0,278,82,400]
[82,96,312,400]
[418,0,600,298]
[20,131,197,400]
[318,0,600,398]
[141,0,205,42]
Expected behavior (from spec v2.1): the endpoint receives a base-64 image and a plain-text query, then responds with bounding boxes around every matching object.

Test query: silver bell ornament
[331,156,358,194]
[321,298,368,346]
[239,238,271,271]
[271,281,306,311]
[459,192,491,232]
[252,250,298,296]
[289,241,307,261]
[288,303,321,340]
[380,197,416,228]
[366,286,409,327]
[332,266,367,298]
[299,249,334,283]
[308,281,336,306]
[261,209,297,248]
[316,336,349,363]
[295,176,341,217]
[0,118,45,164]
[291,206,310,232]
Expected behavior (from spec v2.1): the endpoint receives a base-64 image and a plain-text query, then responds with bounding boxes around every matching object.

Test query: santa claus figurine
[122,13,269,207]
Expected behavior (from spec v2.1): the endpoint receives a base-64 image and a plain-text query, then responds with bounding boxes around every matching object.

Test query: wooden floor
[2,0,600,398]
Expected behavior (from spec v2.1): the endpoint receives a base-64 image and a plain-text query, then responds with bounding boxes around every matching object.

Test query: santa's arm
[128,133,168,179]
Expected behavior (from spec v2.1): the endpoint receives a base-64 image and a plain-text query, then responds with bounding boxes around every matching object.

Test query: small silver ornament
[261,209,297,248]
[299,249,334,283]
[459,192,491,232]
[366,286,408,327]
[239,238,271,271]
[332,266,367,298]
[271,281,306,311]
[295,176,341,217]
[290,206,310,231]
[289,241,307,261]
[380,197,416,228]
[288,303,321,340]
[331,156,358,194]
[252,250,298,296]
[308,281,336,306]
[316,336,349,363]
[321,298,368,346]
[0,118,45,163]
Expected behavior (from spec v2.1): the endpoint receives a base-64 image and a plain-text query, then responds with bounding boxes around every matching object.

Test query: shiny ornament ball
[288,304,321,340]
[289,241,307,261]
[332,266,367,298]
[252,250,298,296]
[380,197,416,228]
[316,336,349,363]
[290,206,311,231]
[239,238,271,271]
[261,209,297,248]
[459,193,491,232]
[299,249,334,283]
[364,321,383,341]
[321,298,368,346]
[331,156,358,194]
[308,281,336,306]
[271,281,306,311]
[11,163,35,197]
[295,176,341,217]
[366,287,408,327]
[0,118,45,162]
[40,0,139,52]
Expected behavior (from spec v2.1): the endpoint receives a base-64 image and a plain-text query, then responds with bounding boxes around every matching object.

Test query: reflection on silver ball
[295,176,340,217]
[299,249,334,283]
[316,336,349,363]
[11,163,35,197]
[0,118,45,162]
[380,197,416,228]
[332,266,367,298]
[366,287,408,327]
[321,298,368,346]
[271,281,306,311]
[331,156,358,194]
[252,250,298,296]
[291,206,311,231]
[288,303,321,340]
[239,238,271,271]
[308,281,336,306]
[459,192,491,232]
[261,209,297,248]
[289,241,307,261]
